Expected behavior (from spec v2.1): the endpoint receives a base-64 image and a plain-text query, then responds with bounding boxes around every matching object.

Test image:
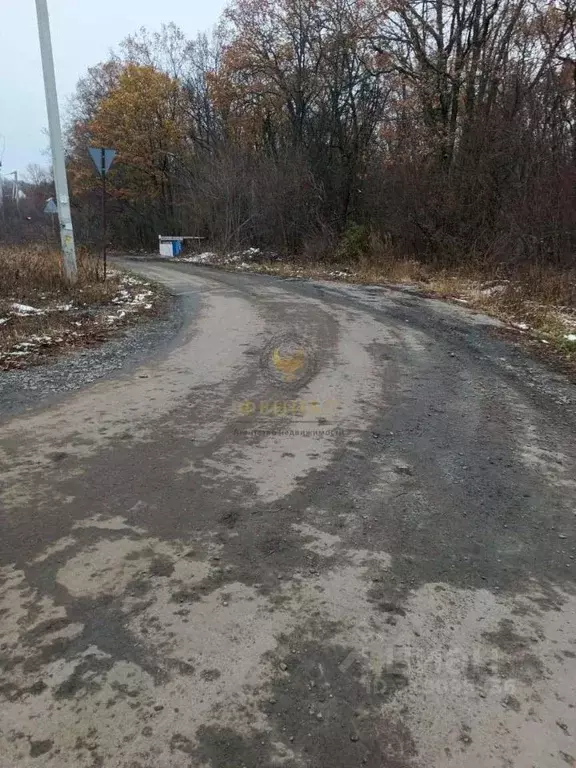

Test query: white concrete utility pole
[35,0,77,282]
[0,163,4,224]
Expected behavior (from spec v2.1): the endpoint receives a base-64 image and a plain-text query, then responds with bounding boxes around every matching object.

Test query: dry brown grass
[363,260,576,364]
[0,245,164,370]
[0,245,119,304]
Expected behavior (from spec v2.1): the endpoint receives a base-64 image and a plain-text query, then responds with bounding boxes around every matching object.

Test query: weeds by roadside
[355,259,576,365]
[0,246,166,369]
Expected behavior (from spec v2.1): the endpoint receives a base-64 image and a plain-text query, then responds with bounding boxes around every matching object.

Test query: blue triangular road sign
[89,147,117,175]
[44,198,58,214]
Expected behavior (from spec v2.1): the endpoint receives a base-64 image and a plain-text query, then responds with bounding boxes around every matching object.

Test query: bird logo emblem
[271,347,306,382]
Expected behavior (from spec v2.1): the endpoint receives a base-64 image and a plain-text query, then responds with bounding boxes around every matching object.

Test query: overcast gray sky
[0,0,226,177]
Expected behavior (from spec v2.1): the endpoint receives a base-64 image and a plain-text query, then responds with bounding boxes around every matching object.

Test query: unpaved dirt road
[1,261,575,768]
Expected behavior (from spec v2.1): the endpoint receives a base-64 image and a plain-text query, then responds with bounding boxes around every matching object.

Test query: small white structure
[159,235,204,258]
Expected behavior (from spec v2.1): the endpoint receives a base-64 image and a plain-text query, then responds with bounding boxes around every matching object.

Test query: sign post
[44,197,58,238]
[89,147,116,279]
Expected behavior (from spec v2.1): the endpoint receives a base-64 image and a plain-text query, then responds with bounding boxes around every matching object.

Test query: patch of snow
[512,322,529,331]
[112,289,132,303]
[11,303,45,315]
[565,334,576,342]
[478,283,509,297]
[453,298,469,304]
[180,252,217,264]
[105,310,126,324]
[0,318,9,325]
[131,291,154,304]
[224,248,263,264]
[541,339,550,345]
[111,283,155,312]
[176,247,268,266]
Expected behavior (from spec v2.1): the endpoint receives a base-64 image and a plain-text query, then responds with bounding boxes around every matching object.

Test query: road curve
[1,261,575,768]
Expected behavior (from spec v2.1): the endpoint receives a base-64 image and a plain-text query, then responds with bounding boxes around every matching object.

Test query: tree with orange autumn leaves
[69,62,187,238]
[66,4,576,264]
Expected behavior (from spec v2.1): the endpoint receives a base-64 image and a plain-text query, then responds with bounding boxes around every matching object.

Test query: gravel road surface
[0,295,183,419]
[1,260,575,768]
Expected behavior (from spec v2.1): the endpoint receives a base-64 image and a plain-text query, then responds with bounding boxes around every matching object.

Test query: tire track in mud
[0,262,575,768]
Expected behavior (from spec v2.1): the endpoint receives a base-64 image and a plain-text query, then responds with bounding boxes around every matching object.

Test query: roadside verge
[0,246,168,371]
